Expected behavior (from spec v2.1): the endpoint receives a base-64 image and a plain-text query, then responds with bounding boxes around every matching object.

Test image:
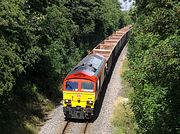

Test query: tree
[126,0,180,133]
[0,0,41,94]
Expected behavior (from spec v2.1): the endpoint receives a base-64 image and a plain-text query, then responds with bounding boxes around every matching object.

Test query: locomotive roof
[67,54,106,78]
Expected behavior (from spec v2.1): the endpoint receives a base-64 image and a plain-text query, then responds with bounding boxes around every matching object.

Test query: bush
[126,1,180,132]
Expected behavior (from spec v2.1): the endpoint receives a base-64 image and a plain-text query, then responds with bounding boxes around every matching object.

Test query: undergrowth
[0,92,55,134]
[111,58,137,134]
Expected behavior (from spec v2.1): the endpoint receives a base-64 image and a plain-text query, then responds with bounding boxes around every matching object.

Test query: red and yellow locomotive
[62,25,132,119]
[63,54,106,119]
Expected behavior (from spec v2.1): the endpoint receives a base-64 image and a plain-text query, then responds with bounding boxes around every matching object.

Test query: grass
[0,92,55,134]
[111,58,137,134]
[111,97,137,134]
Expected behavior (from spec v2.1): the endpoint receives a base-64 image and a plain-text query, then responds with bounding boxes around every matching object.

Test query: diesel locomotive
[62,25,132,119]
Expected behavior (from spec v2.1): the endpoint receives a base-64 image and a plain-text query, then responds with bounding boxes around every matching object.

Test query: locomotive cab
[63,79,96,119]
[62,54,106,119]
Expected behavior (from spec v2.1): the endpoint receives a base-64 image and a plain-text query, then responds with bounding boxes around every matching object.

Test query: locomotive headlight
[87,100,93,105]
[64,99,71,104]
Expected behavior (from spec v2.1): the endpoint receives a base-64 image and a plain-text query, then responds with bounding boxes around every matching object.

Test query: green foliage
[112,58,137,134]
[112,99,137,134]
[126,0,180,133]
[121,11,133,25]
[0,39,22,94]
[0,91,54,134]
[0,0,42,95]
[0,0,124,133]
[142,36,180,86]
[101,0,124,34]
[63,0,124,51]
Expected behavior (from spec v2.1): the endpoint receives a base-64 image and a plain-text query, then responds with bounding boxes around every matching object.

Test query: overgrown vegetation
[0,0,124,133]
[112,98,136,134]
[125,0,180,133]
[111,59,137,134]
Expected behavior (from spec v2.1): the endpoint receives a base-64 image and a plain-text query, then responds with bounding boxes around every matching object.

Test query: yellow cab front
[63,79,96,119]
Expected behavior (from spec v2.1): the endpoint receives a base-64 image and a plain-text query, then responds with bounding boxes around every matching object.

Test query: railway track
[62,121,70,134]
[62,121,89,134]
[83,122,89,134]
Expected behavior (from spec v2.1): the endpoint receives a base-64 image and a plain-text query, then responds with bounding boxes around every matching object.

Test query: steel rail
[83,121,89,134]
[62,121,70,134]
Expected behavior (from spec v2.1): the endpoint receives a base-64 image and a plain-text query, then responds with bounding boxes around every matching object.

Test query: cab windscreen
[66,81,78,91]
[81,82,94,92]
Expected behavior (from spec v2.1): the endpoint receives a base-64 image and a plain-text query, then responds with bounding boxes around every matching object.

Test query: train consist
[62,25,132,119]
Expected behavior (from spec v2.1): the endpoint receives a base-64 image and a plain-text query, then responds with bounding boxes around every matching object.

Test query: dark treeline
[0,0,124,133]
[126,0,180,133]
